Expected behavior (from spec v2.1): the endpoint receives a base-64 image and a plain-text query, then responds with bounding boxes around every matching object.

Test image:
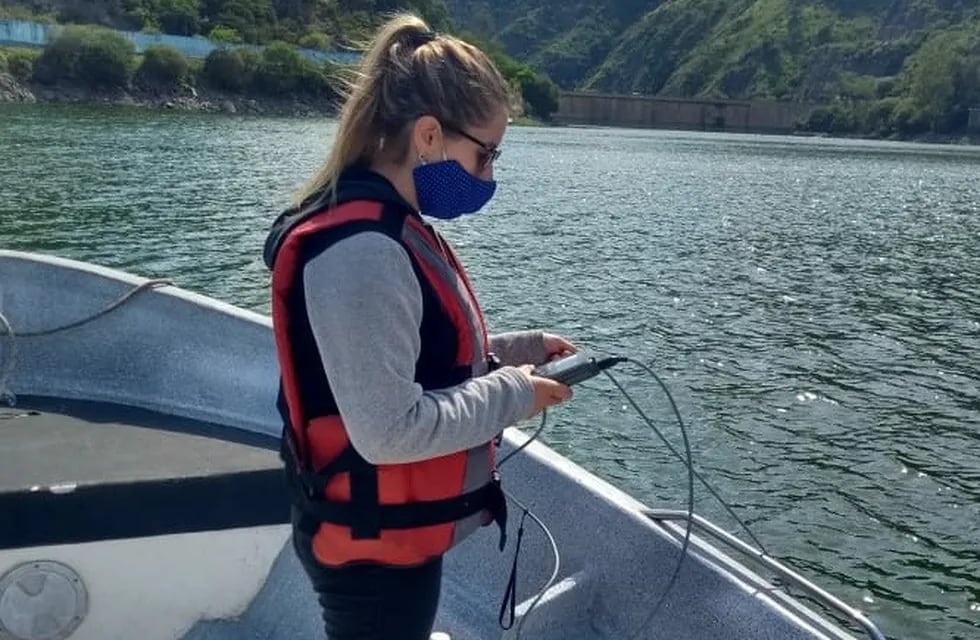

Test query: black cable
[498,409,548,468]
[495,360,691,638]
[498,509,527,631]
[601,364,694,639]
[496,412,554,638]
[500,488,561,640]
[607,357,768,554]
[495,355,766,639]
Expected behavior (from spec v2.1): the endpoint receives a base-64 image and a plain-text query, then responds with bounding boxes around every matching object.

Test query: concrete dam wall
[556,91,818,134]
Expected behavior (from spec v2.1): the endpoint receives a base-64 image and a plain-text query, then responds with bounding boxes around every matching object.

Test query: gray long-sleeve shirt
[302,230,548,465]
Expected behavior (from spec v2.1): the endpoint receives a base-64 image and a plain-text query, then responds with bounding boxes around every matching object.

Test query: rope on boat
[0,278,173,407]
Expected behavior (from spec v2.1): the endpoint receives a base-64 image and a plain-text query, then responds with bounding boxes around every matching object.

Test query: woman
[263,12,575,640]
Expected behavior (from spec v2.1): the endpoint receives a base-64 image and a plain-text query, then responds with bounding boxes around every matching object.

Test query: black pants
[292,510,443,640]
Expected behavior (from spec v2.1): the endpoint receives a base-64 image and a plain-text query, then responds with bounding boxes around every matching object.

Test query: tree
[157,0,201,36]
[298,30,332,50]
[253,40,304,94]
[203,47,250,91]
[908,34,960,131]
[251,40,334,96]
[205,0,276,43]
[521,73,559,119]
[34,25,136,88]
[136,44,190,88]
[209,25,244,43]
[4,49,39,83]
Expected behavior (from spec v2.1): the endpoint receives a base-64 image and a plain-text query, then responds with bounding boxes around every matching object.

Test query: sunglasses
[442,123,501,170]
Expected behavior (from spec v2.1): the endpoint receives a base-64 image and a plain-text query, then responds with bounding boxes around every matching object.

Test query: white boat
[0,250,887,640]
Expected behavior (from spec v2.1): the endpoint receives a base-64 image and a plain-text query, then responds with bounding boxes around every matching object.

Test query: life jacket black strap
[279,427,367,490]
[300,446,366,495]
[283,453,507,542]
[499,508,528,630]
[348,462,380,540]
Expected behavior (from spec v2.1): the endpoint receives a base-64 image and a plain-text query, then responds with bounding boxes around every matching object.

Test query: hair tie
[408,30,438,47]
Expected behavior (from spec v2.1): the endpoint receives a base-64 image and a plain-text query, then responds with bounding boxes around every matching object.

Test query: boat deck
[0,397,288,550]
[0,250,881,639]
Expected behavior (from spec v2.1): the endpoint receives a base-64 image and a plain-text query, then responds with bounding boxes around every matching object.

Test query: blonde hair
[294,13,510,206]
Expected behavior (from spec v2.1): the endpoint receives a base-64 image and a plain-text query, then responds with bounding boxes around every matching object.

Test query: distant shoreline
[0,73,550,123]
[3,78,978,148]
[1,72,340,117]
[552,121,980,147]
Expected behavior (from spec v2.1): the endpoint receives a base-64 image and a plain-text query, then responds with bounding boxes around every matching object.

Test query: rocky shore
[0,73,338,117]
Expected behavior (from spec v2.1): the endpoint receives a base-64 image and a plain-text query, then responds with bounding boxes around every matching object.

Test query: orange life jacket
[263,167,507,568]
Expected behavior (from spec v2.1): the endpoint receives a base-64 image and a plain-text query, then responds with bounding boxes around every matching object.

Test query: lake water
[1,103,978,640]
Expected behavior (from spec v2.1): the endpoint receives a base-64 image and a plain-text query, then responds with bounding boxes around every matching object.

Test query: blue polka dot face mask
[412,154,497,220]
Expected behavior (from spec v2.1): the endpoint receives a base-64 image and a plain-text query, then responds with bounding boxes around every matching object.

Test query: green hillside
[1,0,452,47]
[450,0,980,136]
[1,0,561,119]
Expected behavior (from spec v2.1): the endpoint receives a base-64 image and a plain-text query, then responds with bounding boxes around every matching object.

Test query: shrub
[5,49,40,83]
[805,104,860,134]
[209,25,243,44]
[203,47,250,92]
[252,41,334,97]
[136,45,189,88]
[252,41,305,95]
[298,31,332,51]
[891,99,930,135]
[865,97,901,135]
[34,25,135,88]
[521,73,560,120]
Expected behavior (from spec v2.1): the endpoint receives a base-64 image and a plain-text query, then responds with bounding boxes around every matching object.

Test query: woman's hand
[518,365,573,417]
[543,333,577,361]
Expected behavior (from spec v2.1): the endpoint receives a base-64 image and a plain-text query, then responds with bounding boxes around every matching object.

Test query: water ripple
[2,105,979,640]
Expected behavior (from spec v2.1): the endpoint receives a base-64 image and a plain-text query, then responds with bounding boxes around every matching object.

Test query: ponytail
[293,13,510,206]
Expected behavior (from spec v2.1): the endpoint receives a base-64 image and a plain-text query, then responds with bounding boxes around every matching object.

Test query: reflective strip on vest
[273,202,502,564]
[401,218,494,546]
[402,220,487,374]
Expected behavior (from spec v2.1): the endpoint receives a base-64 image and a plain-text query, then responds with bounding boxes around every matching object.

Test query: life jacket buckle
[487,352,502,371]
[488,471,508,551]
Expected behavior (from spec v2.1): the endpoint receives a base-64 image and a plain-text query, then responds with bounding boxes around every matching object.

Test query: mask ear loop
[417,151,449,164]
[438,124,449,162]
[416,123,450,164]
